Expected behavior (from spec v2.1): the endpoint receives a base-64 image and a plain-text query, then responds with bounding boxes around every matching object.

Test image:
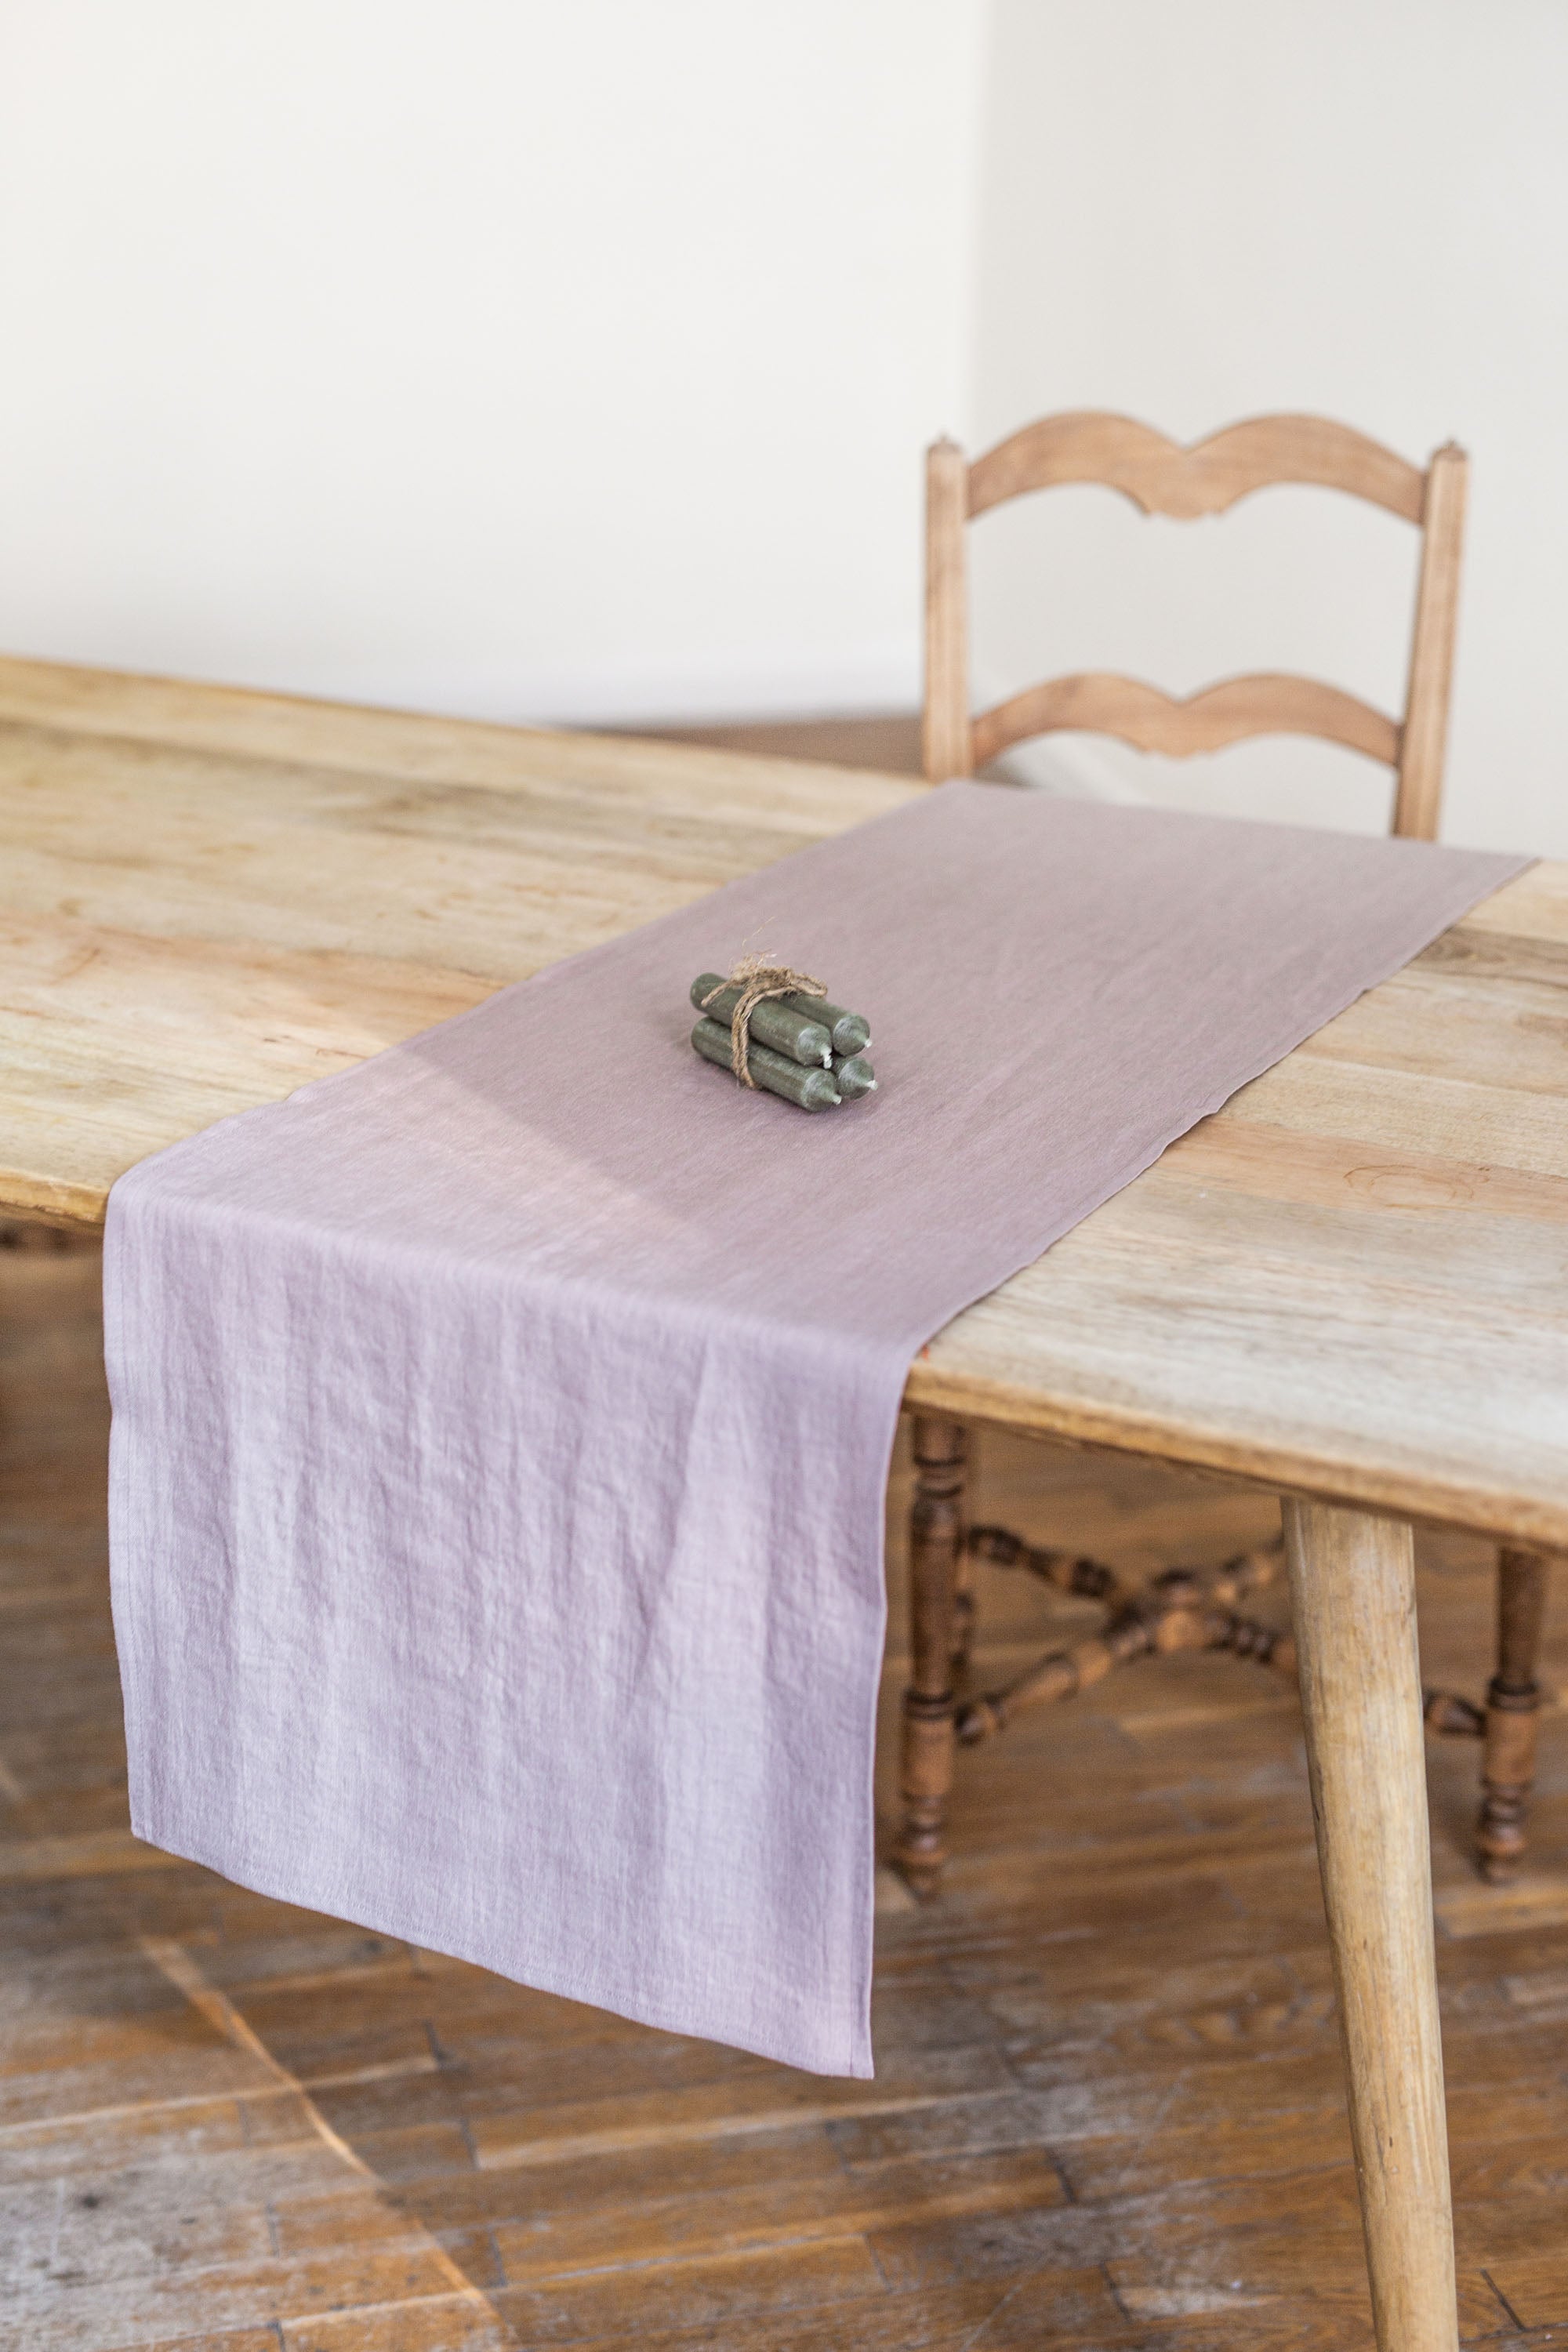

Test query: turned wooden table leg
[895,1416,967,1893]
[1282,1499,1457,2352]
[1479,1547,1549,1882]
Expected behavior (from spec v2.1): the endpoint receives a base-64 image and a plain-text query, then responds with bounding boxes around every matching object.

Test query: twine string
[699,955,827,1087]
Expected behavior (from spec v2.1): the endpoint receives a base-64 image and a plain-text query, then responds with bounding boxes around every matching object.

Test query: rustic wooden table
[4,656,1564,2352]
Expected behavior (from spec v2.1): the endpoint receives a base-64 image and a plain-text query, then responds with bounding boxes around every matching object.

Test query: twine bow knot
[699,955,827,1087]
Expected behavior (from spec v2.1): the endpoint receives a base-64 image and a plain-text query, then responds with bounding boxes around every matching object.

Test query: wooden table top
[3,657,1565,1548]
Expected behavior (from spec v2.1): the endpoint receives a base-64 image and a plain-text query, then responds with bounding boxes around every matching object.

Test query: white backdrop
[0,0,980,722]
[1,2,1564,852]
[971,0,1568,853]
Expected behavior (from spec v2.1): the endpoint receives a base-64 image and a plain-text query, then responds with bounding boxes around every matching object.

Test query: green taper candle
[779,990,870,1056]
[690,975,833,1067]
[832,1052,877,1098]
[691,1018,842,1110]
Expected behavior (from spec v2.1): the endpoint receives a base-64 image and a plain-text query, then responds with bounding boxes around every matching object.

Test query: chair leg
[950,1528,977,1675]
[1478,1547,1550,1883]
[895,1416,967,1894]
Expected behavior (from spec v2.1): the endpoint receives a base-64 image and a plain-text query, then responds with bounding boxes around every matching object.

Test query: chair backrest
[924,412,1467,840]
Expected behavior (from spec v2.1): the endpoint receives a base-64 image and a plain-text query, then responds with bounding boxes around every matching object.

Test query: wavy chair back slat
[924,412,1468,841]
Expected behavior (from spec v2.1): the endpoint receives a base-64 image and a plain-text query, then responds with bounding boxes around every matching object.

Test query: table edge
[5,666,1562,1550]
[902,1358,1568,1553]
[9,1177,1563,1550]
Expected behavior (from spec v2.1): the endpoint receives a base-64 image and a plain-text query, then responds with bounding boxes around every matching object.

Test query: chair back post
[923,437,973,781]
[1394,443,1468,842]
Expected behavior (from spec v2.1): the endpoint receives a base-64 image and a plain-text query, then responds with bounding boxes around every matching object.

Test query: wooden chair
[898,411,1552,1894]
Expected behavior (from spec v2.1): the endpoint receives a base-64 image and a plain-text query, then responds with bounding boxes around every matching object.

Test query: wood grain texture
[902,916,1568,1551]
[971,670,1400,769]
[1396,445,1468,842]
[943,413,1461,833]
[966,411,1428,524]
[1283,1501,1457,2352]
[0,656,919,1225]
[1,659,1563,1546]
[922,438,971,780]
[5,1252,1567,2352]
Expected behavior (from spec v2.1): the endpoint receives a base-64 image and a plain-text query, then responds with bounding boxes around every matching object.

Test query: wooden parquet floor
[3,1235,1567,2350]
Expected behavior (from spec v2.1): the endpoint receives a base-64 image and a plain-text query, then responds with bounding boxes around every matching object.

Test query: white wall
[4,2,1563,857]
[0,1,982,724]
[971,0,1568,855]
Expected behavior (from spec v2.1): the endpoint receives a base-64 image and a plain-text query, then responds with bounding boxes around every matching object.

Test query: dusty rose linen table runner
[105,785,1524,2075]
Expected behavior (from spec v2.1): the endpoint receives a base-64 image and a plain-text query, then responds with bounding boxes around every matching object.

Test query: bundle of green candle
[689,971,877,1112]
